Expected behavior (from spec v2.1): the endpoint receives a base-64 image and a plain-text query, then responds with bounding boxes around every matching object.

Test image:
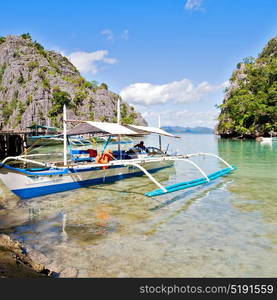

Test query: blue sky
[1,0,276,127]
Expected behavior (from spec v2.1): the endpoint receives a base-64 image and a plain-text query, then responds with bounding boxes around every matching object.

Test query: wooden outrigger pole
[117,97,122,159]
[158,115,162,151]
[63,104,67,166]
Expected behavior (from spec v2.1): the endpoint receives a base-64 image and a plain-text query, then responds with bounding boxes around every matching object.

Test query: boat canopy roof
[125,124,177,137]
[66,121,178,137]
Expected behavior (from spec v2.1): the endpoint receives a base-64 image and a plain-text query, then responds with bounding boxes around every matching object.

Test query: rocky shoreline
[0,233,54,278]
[0,233,80,278]
[0,184,80,278]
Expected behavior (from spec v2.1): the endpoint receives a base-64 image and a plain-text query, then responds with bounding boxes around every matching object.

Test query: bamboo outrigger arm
[128,158,211,195]
[170,158,210,182]
[186,152,234,170]
[138,154,237,197]
[123,153,236,198]
[130,162,167,193]
[0,156,52,168]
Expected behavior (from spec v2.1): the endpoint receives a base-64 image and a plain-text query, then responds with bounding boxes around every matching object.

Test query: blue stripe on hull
[12,166,171,199]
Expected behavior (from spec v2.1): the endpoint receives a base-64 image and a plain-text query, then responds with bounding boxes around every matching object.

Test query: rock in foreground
[0,234,52,278]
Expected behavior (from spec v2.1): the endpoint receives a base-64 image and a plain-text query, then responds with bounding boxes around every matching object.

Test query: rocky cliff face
[0,34,147,130]
[217,37,277,138]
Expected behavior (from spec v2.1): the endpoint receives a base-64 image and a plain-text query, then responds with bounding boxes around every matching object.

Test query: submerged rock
[59,267,78,278]
[0,234,52,278]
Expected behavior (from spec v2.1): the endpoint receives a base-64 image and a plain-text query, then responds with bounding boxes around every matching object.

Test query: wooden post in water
[117,98,121,159]
[63,105,67,166]
[0,132,27,159]
[158,115,162,151]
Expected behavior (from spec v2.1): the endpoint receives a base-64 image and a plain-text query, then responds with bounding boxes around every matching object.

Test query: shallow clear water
[0,134,276,277]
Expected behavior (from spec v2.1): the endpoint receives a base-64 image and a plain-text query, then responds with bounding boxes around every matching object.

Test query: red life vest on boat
[95,149,114,169]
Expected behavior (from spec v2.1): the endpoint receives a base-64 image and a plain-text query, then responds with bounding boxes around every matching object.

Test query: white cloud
[101,29,129,41]
[221,80,229,89]
[120,78,224,106]
[121,29,129,40]
[52,48,65,56]
[174,110,218,127]
[67,50,117,74]
[100,29,114,41]
[185,0,203,11]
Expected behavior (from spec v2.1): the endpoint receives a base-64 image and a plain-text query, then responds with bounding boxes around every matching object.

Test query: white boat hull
[0,160,173,199]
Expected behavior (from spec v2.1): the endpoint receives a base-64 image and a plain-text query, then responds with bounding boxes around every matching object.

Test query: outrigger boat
[0,105,236,200]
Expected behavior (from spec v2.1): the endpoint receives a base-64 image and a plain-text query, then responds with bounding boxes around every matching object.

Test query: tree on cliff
[0,34,147,130]
[217,37,277,138]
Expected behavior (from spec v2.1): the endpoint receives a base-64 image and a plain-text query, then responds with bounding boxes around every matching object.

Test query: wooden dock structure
[0,131,28,159]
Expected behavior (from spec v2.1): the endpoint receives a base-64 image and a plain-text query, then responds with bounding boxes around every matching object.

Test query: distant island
[161,126,214,134]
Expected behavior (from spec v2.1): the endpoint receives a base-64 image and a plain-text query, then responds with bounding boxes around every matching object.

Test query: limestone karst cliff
[0,34,146,130]
[217,36,277,138]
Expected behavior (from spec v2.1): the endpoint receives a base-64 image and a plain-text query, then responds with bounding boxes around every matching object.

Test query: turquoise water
[0,134,276,277]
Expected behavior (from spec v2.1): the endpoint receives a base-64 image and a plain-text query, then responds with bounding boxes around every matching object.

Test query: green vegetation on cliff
[0,34,147,130]
[217,37,277,138]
